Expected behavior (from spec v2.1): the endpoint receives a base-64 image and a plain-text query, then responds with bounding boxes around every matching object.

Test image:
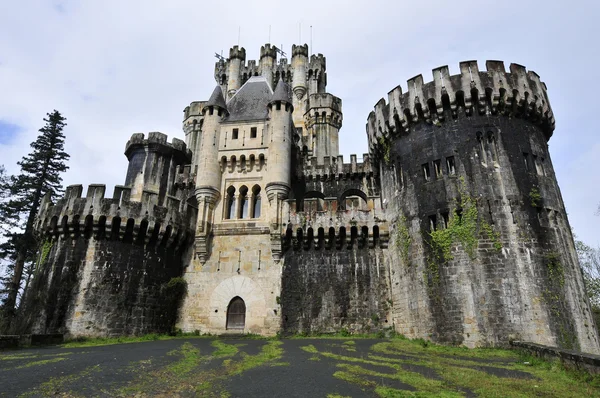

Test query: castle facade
[19,44,600,353]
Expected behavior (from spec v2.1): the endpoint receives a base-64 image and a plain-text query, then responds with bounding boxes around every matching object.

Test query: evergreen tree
[0,111,69,330]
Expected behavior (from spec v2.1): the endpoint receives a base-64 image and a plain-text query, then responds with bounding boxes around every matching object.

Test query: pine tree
[0,111,69,331]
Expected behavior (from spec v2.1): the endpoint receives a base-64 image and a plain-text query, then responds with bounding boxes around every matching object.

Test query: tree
[0,111,69,331]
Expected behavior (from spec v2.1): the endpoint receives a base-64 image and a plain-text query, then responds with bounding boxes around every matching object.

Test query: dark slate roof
[224,76,273,122]
[206,85,227,110]
[271,79,292,104]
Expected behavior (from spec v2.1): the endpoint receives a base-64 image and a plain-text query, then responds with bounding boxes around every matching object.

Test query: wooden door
[226,297,246,330]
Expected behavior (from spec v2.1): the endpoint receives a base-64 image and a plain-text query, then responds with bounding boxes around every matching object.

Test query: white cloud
[1,0,599,244]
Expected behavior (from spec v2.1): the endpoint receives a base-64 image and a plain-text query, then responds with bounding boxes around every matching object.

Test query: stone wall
[281,246,390,334]
[178,233,281,336]
[18,236,185,337]
[381,113,600,353]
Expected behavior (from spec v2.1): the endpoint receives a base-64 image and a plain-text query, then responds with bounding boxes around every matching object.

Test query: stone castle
[18,43,600,353]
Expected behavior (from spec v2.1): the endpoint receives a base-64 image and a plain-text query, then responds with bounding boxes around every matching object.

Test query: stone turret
[266,80,294,262]
[291,44,308,100]
[226,46,246,100]
[194,85,227,263]
[305,93,342,163]
[259,43,277,89]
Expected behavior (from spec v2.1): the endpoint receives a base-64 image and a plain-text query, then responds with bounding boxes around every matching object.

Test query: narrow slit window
[422,163,431,181]
[250,127,257,138]
[523,152,529,171]
[232,128,239,140]
[446,156,456,175]
[433,159,442,178]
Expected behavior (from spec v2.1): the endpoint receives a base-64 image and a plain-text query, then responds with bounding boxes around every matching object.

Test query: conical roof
[270,79,292,104]
[206,85,227,110]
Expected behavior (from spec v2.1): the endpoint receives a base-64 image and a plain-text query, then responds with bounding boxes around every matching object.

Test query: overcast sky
[1,0,599,246]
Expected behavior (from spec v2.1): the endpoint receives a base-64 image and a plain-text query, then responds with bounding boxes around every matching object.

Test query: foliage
[576,239,600,308]
[395,215,411,265]
[529,187,542,208]
[0,110,69,328]
[377,136,391,165]
[428,177,502,263]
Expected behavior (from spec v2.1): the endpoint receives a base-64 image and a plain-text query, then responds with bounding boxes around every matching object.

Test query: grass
[302,337,600,397]
[9,335,600,397]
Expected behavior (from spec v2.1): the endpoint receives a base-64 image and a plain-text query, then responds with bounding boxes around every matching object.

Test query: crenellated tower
[367,60,599,353]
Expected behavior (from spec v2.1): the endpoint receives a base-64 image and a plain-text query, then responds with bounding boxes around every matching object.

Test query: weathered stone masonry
[19,45,600,354]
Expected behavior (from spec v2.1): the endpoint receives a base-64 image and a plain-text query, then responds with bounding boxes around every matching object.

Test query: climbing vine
[39,239,53,266]
[395,215,411,265]
[378,137,391,165]
[529,187,542,208]
[428,177,502,263]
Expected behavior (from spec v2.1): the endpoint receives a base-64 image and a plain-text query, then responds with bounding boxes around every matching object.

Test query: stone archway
[226,296,246,330]
[208,275,267,333]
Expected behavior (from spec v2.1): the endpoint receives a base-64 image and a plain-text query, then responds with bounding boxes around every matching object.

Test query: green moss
[39,239,53,265]
[529,187,542,208]
[395,215,412,266]
[378,137,391,165]
[427,177,502,265]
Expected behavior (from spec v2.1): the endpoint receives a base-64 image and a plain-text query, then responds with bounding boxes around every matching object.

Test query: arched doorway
[226,297,246,330]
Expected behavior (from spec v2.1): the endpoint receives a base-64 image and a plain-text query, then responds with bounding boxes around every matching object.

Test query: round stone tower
[367,60,600,353]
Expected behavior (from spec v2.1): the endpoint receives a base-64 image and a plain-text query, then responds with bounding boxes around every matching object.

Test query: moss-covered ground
[0,336,598,397]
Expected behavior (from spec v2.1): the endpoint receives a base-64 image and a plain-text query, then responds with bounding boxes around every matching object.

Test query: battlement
[260,44,277,59]
[309,53,326,71]
[301,154,374,180]
[282,198,388,250]
[35,183,197,250]
[292,44,308,58]
[367,60,555,156]
[184,101,205,120]
[228,45,246,61]
[125,132,192,163]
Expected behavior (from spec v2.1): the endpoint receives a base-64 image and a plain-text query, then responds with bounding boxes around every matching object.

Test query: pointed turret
[270,80,293,110]
[206,85,228,112]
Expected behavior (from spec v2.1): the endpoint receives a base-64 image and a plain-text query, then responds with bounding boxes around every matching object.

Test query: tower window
[446,156,456,175]
[523,152,530,171]
[225,186,236,220]
[250,127,257,138]
[239,186,249,219]
[251,185,261,218]
[433,159,442,178]
[232,128,239,139]
[422,163,431,181]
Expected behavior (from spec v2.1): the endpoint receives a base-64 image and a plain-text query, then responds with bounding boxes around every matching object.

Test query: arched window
[239,186,249,219]
[225,186,236,220]
[226,297,246,330]
[251,185,261,218]
[339,189,368,211]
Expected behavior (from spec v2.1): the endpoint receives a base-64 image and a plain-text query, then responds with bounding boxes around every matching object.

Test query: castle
[18,43,600,353]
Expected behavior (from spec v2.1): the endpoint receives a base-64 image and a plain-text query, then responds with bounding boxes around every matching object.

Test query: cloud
[0,121,22,145]
[0,0,599,245]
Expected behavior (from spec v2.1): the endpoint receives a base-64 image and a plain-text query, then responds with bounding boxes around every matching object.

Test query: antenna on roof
[273,45,286,58]
[215,51,226,62]
[310,25,313,55]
